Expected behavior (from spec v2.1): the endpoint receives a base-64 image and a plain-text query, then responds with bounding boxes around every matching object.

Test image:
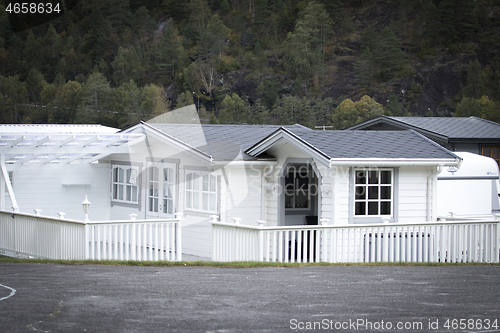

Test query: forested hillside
[1,0,500,129]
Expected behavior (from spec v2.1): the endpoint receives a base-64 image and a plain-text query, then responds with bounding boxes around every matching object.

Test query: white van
[437,152,500,217]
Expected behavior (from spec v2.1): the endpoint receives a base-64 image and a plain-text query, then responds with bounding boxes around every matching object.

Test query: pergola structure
[0,125,145,212]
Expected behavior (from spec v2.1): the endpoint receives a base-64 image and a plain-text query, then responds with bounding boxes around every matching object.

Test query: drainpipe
[427,165,442,222]
[261,165,275,221]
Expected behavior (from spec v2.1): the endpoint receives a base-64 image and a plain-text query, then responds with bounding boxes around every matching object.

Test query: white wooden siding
[398,166,432,222]
[6,164,110,220]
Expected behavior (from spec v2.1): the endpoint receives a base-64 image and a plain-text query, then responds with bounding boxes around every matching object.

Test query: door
[147,162,176,217]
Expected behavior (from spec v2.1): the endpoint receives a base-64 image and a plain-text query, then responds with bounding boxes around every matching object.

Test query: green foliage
[202,14,230,58]
[332,95,384,129]
[0,75,28,123]
[463,59,488,100]
[455,97,482,117]
[385,94,403,116]
[219,93,247,123]
[285,1,333,77]
[155,20,186,83]
[456,96,500,123]
[112,47,142,86]
[271,95,312,125]
[0,0,499,127]
[176,91,195,108]
[373,26,406,81]
[354,47,374,89]
[76,72,112,124]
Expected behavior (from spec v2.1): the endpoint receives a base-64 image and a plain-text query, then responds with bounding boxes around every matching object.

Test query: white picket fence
[212,218,500,263]
[0,211,182,261]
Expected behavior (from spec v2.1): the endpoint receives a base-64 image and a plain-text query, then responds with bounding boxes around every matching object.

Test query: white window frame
[185,171,218,214]
[112,165,140,204]
[147,162,177,217]
[353,168,393,217]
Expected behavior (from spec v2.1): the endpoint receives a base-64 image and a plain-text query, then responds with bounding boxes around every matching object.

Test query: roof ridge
[407,129,461,160]
[469,116,500,126]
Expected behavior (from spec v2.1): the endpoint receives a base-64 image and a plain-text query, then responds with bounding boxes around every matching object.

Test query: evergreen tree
[53,80,82,123]
[248,99,271,124]
[438,0,457,44]
[285,1,332,77]
[76,72,112,124]
[133,6,156,36]
[23,30,41,71]
[26,67,46,106]
[463,59,487,100]
[203,14,230,59]
[189,0,211,35]
[219,93,247,123]
[420,0,440,47]
[113,79,142,127]
[455,97,482,117]
[360,24,376,52]
[176,91,195,108]
[354,47,374,89]
[155,20,186,82]
[385,94,403,116]
[0,75,28,123]
[141,84,170,121]
[163,0,190,22]
[373,26,406,80]
[219,0,231,17]
[455,0,478,41]
[248,0,270,48]
[112,47,142,86]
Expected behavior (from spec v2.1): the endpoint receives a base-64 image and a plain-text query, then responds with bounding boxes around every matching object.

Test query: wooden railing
[212,218,500,263]
[0,211,182,261]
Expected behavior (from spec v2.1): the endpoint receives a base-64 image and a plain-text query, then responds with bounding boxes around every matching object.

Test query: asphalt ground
[0,263,499,333]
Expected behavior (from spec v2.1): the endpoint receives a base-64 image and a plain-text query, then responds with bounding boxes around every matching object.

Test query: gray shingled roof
[284,128,457,159]
[386,116,500,139]
[147,124,308,161]
[147,123,457,161]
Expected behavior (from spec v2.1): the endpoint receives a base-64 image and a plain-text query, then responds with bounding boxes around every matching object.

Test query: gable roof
[347,116,500,142]
[247,127,460,166]
[125,122,459,166]
[142,123,309,162]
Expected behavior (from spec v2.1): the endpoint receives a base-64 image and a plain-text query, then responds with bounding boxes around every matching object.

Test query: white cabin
[1,107,479,259]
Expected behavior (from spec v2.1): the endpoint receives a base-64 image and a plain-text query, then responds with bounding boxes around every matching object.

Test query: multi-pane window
[185,172,217,213]
[482,146,500,167]
[285,170,309,209]
[162,168,174,215]
[148,166,175,215]
[112,166,139,203]
[148,166,160,213]
[354,169,393,216]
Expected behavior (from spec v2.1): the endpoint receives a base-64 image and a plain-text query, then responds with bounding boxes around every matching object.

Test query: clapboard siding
[225,166,263,225]
[8,164,110,220]
[398,166,431,222]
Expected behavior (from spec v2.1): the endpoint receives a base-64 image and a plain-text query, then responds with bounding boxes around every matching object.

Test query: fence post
[175,212,184,261]
[84,223,90,260]
[257,220,266,262]
[495,214,500,263]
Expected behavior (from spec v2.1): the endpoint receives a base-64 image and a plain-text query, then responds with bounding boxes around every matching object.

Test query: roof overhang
[328,158,461,168]
[123,122,213,165]
[246,127,332,166]
[347,116,450,144]
[0,133,145,164]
